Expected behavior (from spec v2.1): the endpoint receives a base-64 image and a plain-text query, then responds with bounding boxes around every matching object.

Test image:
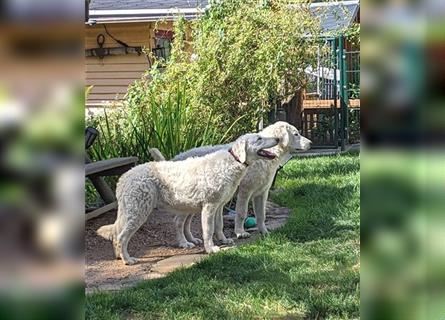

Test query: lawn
[86,152,360,320]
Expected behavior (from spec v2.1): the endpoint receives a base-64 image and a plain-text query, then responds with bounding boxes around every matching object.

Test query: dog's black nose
[275,138,279,143]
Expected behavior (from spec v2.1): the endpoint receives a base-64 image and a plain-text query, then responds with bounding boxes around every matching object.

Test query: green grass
[86,152,360,320]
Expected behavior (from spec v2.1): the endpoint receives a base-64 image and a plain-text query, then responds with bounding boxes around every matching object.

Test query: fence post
[338,35,348,151]
[333,38,339,148]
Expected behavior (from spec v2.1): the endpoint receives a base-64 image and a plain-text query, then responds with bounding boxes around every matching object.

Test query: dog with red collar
[150,122,311,246]
[97,133,279,265]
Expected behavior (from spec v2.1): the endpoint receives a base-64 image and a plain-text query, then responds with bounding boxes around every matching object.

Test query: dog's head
[230,133,279,165]
[261,121,312,155]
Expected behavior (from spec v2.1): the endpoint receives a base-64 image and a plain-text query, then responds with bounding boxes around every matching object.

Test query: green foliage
[87,0,323,163]
[86,153,360,319]
[189,0,321,135]
[124,0,322,141]
[126,84,246,160]
[345,22,360,47]
[87,86,246,162]
[309,108,360,145]
[311,108,337,144]
[349,82,360,99]
[348,108,360,144]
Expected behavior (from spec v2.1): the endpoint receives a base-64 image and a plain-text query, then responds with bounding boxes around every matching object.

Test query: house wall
[85,21,175,107]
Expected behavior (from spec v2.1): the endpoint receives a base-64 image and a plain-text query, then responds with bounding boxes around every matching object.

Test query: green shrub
[124,0,322,141]
[87,0,323,162]
[187,0,321,136]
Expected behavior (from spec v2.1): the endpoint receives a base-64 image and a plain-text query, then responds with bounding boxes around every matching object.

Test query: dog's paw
[178,241,196,249]
[221,238,235,245]
[259,229,270,236]
[206,246,221,254]
[236,232,251,239]
[189,237,203,245]
[124,257,138,265]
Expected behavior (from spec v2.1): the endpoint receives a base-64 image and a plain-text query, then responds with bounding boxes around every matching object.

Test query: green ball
[244,217,256,229]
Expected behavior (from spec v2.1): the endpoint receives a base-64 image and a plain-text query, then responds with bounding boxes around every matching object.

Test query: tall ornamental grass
[86,85,245,162]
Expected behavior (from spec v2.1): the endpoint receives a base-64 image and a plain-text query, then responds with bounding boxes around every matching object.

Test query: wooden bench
[85,127,138,221]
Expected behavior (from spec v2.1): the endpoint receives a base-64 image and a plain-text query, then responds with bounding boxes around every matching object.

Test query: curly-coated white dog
[149,121,311,244]
[97,134,279,265]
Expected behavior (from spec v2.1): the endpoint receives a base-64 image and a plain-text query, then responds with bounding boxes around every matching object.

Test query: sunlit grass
[86,152,360,320]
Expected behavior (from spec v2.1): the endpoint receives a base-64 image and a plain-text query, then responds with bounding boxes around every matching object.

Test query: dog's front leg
[253,192,268,235]
[184,214,202,245]
[235,192,251,239]
[201,203,220,253]
[214,204,234,245]
[175,214,195,248]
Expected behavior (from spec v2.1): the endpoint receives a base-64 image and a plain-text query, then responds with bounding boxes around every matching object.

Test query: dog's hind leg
[234,191,251,239]
[253,192,269,235]
[113,241,120,259]
[201,203,220,254]
[116,183,157,265]
[175,214,195,248]
[184,214,202,245]
[117,222,143,265]
[214,205,234,245]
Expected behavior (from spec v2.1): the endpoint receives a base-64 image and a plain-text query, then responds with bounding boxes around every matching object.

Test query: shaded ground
[85,202,290,293]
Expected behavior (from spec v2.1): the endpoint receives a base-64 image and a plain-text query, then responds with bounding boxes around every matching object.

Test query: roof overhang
[309,0,359,8]
[86,1,360,27]
[87,7,207,25]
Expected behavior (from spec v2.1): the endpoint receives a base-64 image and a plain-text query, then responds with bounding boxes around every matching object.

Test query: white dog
[97,134,279,265]
[149,121,311,245]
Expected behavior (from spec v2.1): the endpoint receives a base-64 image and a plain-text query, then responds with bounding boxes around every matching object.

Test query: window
[152,30,173,61]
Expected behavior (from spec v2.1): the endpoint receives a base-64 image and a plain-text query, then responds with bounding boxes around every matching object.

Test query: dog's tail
[97,224,115,241]
[149,148,166,161]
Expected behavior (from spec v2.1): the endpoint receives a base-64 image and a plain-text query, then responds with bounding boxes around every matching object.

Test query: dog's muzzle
[257,149,276,159]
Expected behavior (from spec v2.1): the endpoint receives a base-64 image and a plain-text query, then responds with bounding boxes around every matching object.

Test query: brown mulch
[85,208,237,292]
[85,202,290,292]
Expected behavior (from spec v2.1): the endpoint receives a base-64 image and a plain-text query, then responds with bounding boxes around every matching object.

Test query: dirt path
[85,202,290,293]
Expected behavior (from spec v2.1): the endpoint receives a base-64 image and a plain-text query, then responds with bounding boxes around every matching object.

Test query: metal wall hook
[85,32,143,59]
[97,34,105,47]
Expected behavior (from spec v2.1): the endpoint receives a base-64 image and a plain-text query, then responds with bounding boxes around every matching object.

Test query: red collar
[228,148,248,166]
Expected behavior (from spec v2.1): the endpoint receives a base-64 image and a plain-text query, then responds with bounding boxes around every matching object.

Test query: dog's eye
[257,137,262,141]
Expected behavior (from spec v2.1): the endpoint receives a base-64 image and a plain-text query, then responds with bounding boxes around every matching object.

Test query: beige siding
[85,22,173,107]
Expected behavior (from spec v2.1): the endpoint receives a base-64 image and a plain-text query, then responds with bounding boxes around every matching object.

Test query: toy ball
[244,216,256,229]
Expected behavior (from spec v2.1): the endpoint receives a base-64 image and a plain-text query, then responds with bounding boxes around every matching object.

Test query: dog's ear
[281,127,291,147]
[232,138,247,163]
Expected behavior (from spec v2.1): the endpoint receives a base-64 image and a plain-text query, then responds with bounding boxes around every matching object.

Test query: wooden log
[85,155,117,204]
[86,157,138,177]
[86,201,118,221]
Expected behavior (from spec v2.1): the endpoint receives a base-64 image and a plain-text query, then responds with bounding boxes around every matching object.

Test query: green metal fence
[301,35,360,149]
